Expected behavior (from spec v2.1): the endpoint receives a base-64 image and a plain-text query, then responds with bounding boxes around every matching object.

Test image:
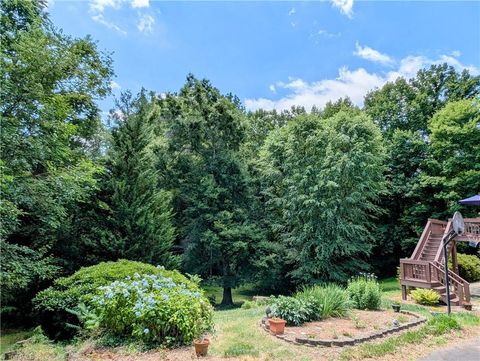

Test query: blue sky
[47,0,480,113]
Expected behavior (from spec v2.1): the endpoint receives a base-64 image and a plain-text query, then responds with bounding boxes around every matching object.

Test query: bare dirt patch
[281,309,416,342]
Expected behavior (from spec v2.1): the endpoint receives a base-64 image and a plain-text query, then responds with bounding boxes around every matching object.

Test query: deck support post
[401,285,407,300]
[452,241,458,274]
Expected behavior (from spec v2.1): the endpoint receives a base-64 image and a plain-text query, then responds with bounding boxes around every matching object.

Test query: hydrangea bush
[89,270,214,346]
[33,260,199,339]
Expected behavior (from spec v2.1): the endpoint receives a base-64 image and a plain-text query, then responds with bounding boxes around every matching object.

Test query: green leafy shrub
[410,289,440,306]
[451,253,480,282]
[241,300,255,309]
[347,273,382,310]
[296,284,351,318]
[33,260,198,338]
[269,296,313,326]
[88,273,213,347]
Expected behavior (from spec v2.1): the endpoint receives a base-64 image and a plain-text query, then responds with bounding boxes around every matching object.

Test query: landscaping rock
[313,339,333,347]
[331,339,347,347]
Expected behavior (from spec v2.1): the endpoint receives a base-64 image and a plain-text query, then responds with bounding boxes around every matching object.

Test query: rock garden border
[260,310,427,347]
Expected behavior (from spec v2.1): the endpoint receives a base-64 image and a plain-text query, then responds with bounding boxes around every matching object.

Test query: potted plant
[392,302,401,312]
[193,337,209,357]
[268,318,287,335]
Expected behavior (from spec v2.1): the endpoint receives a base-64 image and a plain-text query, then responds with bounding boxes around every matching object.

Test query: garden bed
[262,309,427,347]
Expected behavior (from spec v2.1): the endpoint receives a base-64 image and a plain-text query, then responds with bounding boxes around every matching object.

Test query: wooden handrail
[411,220,432,260]
[431,261,470,305]
[434,220,457,262]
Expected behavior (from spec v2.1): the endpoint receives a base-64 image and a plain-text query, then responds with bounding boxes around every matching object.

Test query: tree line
[1,0,479,322]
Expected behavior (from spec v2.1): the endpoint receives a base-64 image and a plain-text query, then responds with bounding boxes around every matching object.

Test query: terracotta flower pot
[269,318,287,335]
[193,338,209,357]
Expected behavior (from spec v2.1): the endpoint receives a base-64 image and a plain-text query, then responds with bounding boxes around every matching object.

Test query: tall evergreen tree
[157,75,260,305]
[106,91,178,268]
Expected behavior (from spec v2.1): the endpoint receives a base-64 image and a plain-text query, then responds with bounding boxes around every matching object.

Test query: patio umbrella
[459,194,480,206]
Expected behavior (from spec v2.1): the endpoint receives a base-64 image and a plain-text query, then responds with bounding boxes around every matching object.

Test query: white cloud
[89,0,153,34]
[318,29,341,39]
[137,14,155,33]
[91,13,127,35]
[451,50,461,57]
[89,0,149,12]
[89,0,122,13]
[110,80,121,90]
[354,42,394,66]
[331,0,354,18]
[269,84,276,93]
[131,0,149,8]
[245,53,479,111]
[288,7,296,16]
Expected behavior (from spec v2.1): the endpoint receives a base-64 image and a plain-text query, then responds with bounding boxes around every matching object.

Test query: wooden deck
[400,218,479,307]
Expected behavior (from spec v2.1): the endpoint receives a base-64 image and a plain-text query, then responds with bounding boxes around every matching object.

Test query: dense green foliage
[365,68,480,273]
[347,274,383,310]
[88,273,213,347]
[455,253,480,282]
[2,0,479,340]
[155,76,262,305]
[268,296,314,326]
[258,112,385,285]
[269,284,351,325]
[410,289,440,306]
[104,91,178,267]
[33,260,194,338]
[0,0,113,319]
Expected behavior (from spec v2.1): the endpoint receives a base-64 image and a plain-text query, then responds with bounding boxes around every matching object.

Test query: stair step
[440,295,460,305]
[440,292,457,300]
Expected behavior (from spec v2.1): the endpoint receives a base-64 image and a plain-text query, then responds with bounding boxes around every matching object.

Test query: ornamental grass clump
[347,273,382,310]
[296,284,351,318]
[89,272,213,347]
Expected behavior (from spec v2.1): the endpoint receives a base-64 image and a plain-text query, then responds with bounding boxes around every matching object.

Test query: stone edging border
[260,310,427,347]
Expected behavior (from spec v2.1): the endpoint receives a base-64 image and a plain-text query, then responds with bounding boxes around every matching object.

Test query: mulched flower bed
[261,309,427,347]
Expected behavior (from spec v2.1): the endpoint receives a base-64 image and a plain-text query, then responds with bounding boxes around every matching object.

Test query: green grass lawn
[3,277,478,361]
[379,277,400,292]
[0,329,32,355]
[209,305,315,360]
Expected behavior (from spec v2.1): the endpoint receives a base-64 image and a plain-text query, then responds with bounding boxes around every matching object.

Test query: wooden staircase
[399,218,480,308]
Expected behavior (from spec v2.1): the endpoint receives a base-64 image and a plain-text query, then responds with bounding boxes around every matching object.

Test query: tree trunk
[221,287,233,306]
